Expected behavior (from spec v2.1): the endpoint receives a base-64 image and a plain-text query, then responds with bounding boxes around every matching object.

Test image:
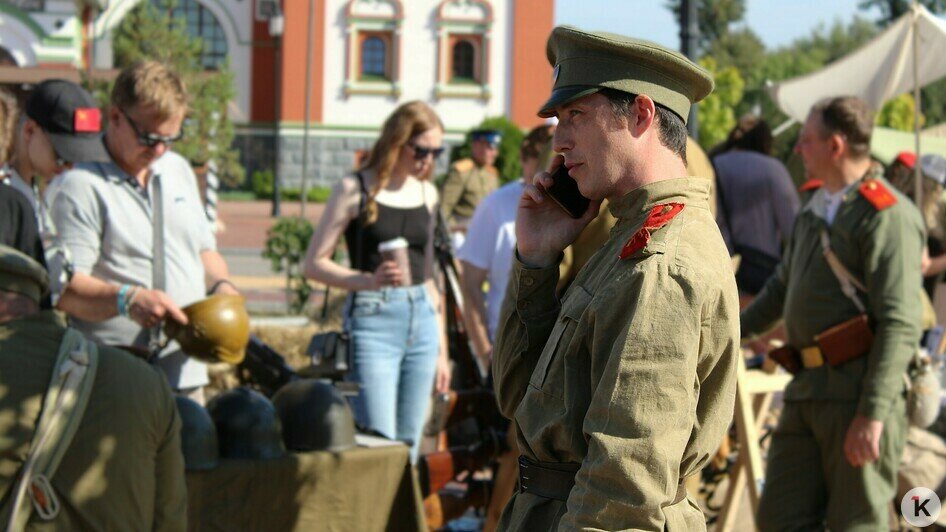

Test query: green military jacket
[741,174,924,421]
[440,158,499,222]
[0,311,187,531]
[494,178,740,530]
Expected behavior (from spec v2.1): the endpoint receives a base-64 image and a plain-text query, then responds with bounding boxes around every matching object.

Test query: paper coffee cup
[378,237,412,286]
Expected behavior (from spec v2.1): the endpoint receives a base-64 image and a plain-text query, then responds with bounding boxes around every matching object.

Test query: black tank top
[345,176,431,286]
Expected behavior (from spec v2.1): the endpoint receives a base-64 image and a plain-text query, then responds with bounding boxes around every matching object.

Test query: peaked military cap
[0,245,49,304]
[538,26,715,123]
[470,129,502,145]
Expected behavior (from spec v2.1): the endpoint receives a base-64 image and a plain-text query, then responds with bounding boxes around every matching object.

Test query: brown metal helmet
[165,294,250,365]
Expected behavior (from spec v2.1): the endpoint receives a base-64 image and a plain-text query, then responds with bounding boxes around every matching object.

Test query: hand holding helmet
[164,294,250,364]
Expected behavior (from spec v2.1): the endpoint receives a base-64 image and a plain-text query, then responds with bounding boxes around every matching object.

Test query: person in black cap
[2,79,109,306]
[441,128,501,249]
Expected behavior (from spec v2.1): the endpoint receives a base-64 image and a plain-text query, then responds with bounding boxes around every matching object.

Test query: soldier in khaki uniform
[441,129,501,249]
[742,97,923,530]
[0,245,187,530]
[493,26,740,530]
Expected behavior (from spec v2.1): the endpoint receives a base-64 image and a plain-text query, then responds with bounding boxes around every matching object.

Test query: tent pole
[913,2,923,206]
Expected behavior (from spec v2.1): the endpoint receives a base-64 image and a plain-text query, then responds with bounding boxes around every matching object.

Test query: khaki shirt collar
[608,177,710,227]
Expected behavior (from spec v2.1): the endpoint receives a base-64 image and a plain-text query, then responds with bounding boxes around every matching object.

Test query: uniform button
[523,277,534,287]
[518,300,529,310]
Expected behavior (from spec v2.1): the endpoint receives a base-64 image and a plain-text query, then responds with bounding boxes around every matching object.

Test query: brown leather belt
[518,456,688,504]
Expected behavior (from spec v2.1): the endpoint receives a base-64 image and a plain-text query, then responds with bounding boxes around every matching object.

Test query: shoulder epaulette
[620,203,685,260]
[799,179,823,192]
[452,158,474,173]
[859,179,897,211]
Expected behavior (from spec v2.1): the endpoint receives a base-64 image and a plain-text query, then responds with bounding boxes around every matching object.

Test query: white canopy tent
[767,4,946,203]
[768,5,946,125]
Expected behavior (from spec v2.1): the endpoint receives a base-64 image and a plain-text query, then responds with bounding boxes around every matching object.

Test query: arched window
[361,37,387,79]
[452,41,475,81]
[152,0,228,70]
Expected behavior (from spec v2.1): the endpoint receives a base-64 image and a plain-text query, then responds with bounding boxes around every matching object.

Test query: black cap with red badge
[25,79,109,164]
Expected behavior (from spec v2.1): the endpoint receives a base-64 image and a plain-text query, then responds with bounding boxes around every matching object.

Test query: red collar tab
[859,179,897,211]
[799,179,823,192]
[619,202,685,260]
[74,108,101,133]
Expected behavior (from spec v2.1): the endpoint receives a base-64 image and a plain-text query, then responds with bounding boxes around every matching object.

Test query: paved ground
[216,200,325,315]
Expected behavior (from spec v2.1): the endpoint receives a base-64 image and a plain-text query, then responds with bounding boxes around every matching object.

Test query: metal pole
[272,33,283,217]
[300,0,315,219]
[913,3,923,207]
[680,0,700,139]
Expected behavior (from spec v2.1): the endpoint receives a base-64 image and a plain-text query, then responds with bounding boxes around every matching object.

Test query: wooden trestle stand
[714,355,791,532]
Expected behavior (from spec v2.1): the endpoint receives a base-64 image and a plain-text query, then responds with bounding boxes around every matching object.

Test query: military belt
[517,456,688,504]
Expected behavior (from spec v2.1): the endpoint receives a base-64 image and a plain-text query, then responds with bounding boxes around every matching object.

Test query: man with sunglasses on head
[441,128,501,250]
[52,61,238,404]
[2,80,109,307]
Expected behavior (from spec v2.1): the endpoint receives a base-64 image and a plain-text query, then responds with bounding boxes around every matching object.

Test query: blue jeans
[347,285,439,461]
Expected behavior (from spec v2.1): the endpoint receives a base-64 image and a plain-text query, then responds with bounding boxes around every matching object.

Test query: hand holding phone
[515,155,600,268]
[545,163,591,218]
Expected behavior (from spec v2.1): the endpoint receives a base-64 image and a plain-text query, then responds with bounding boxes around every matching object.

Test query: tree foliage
[877,93,923,131]
[666,0,746,52]
[107,0,244,187]
[697,56,745,148]
[858,0,946,26]
[447,117,526,185]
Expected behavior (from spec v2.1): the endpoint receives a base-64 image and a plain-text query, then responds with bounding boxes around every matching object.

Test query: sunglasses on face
[408,143,445,160]
[121,108,184,148]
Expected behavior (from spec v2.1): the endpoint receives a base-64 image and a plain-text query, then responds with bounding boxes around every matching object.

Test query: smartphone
[545,164,590,218]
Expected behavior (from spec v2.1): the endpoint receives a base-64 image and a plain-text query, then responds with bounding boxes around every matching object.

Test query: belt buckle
[801,346,824,368]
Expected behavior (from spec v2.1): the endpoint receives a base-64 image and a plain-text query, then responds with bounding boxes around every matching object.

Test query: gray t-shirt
[714,150,799,259]
[51,151,215,388]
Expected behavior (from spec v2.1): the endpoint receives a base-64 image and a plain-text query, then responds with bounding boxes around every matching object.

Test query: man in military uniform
[441,129,501,249]
[742,96,923,530]
[0,245,186,530]
[493,26,740,530]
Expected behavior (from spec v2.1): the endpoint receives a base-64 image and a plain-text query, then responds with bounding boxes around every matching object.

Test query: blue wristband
[117,284,131,317]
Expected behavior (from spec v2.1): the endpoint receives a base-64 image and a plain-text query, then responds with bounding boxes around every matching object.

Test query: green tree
[697,56,745,149]
[877,93,923,131]
[447,117,525,185]
[858,0,946,25]
[666,0,747,52]
[106,0,244,187]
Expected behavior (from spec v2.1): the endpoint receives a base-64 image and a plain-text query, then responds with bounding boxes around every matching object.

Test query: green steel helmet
[206,387,286,460]
[272,379,357,452]
[165,294,250,365]
[174,395,219,471]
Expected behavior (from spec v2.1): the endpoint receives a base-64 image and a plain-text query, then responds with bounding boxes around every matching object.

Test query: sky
[554,0,884,51]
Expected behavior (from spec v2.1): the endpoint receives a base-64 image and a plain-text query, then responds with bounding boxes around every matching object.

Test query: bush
[251,169,274,199]
[262,217,315,314]
[250,170,331,203]
[448,117,526,185]
[282,187,332,203]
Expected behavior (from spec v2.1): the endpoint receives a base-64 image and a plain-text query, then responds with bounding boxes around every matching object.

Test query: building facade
[0,0,554,187]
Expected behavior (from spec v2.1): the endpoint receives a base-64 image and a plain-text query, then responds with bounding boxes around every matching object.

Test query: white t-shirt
[457,180,522,340]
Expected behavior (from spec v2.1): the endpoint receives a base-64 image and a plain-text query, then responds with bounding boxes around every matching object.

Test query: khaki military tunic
[441,158,499,225]
[0,311,187,531]
[494,178,740,530]
[741,174,924,530]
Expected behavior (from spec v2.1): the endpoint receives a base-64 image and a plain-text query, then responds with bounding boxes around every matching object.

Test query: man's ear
[630,95,656,136]
[108,106,122,127]
[829,133,846,159]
